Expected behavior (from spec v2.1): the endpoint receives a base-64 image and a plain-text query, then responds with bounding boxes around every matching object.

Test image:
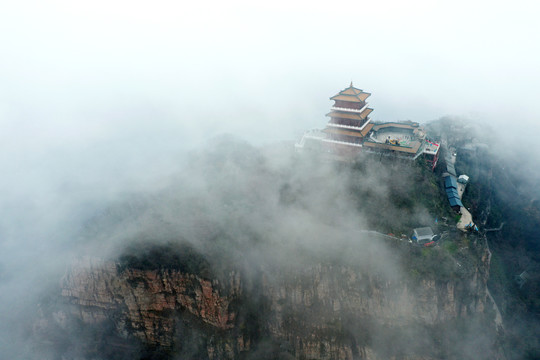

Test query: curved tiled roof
[323,123,374,138]
[330,83,371,102]
[326,108,373,121]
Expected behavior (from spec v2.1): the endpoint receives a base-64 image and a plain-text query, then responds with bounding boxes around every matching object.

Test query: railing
[422,142,440,155]
[296,129,364,149]
[363,148,422,160]
[321,138,362,147]
[294,129,326,148]
[330,103,369,114]
[327,119,371,131]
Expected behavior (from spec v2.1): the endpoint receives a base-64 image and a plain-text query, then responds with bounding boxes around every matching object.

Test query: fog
[0,0,539,358]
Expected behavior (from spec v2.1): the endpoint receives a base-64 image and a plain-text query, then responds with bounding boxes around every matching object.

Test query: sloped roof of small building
[458,174,470,183]
[413,227,434,237]
[445,176,458,189]
[446,188,459,198]
[448,197,463,208]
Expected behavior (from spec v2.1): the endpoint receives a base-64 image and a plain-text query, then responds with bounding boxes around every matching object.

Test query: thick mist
[0,135,495,359]
[1,0,539,358]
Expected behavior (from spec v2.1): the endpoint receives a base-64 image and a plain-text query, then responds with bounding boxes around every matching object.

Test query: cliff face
[258,242,494,360]
[59,257,242,349]
[45,239,500,360]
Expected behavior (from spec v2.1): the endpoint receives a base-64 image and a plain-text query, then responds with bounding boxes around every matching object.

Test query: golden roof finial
[350,81,353,88]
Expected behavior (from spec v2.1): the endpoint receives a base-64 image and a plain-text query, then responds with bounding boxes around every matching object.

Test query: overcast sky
[2,0,539,139]
[0,0,539,238]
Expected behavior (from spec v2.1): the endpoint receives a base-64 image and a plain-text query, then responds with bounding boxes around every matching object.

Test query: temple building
[323,83,374,150]
[363,121,440,167]
[423,139,441,170]
[295,83,374,156]
[295,83,440,168]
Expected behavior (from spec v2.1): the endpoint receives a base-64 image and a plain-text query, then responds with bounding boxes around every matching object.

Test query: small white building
[458,174,470,184]
[412,227,435,244]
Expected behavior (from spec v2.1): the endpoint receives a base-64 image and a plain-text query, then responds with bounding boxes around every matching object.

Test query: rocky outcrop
[47,240,500,360]
[60,257,241,348]
[260,246,494,360]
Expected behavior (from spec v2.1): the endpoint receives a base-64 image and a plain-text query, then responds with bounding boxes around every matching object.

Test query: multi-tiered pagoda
[295,83,374,156]
[322,83,374,151]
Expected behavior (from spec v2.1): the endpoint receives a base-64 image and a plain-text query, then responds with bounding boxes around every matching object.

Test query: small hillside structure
[412,227,435,244]
[443,173,465,211]
[458,175,470,184]
[444,176,458,189]
[443,153,457,176]
[515,271,531,288]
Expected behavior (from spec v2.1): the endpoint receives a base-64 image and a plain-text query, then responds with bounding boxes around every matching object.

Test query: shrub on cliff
[117,241,212,278]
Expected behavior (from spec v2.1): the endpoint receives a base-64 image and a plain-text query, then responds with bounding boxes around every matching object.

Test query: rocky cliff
[37,235,502,360]
[60,257,241,347]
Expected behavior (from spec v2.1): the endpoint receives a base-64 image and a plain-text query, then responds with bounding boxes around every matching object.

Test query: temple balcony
[321,138,363,148]
[327,119,371,131]
[295,129,364,149]
[295,129,326,148]
[423,142,440,155]
[330,103,369,114]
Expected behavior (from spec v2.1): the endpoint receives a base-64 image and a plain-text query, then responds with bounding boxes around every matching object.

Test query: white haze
[0,0,539,357]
